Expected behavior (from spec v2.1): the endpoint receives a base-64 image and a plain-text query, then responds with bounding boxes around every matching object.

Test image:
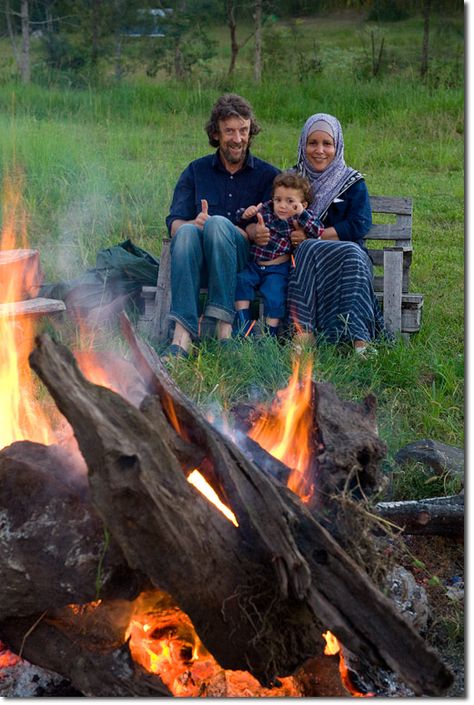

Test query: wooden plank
[375,293,423,333]
[365,223,412,240]
[368,248,412,267]
[375,292,423,305]
[383,248,404,334]
[0,297,65,319]
[396,213,413,250]
[150,238,172,344]
[369,196,413,215]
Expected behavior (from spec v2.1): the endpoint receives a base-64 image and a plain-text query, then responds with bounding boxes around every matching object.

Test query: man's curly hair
[205,94,261,147]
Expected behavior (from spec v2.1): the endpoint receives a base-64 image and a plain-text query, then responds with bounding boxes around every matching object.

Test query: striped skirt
[287,239,386,343]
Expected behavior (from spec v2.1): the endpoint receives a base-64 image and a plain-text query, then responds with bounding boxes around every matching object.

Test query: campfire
[0,174,454,697]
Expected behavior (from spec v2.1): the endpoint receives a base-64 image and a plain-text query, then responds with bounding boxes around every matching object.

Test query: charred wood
[0,441,147,621]
[0,614,171,697]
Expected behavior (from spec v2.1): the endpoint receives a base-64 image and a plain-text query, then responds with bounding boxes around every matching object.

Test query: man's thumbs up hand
[195,199,210,229]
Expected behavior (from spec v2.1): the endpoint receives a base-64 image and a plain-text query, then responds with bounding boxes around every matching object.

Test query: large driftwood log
[28,332,452,696]
[0,441,147,620]
[376,494,464,537]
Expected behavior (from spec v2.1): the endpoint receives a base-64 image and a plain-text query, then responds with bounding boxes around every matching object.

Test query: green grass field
[0,10,464,498]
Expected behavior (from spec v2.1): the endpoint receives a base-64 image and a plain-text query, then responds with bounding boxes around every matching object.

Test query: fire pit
[0,176,454,698]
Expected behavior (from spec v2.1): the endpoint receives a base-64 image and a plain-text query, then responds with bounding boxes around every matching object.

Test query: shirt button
[227,212,231,216]
[230,176,233,179]
[229,193,232,197]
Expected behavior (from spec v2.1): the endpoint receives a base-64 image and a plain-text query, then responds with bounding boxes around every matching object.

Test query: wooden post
[383,247,403,335]
[150,238,172,344]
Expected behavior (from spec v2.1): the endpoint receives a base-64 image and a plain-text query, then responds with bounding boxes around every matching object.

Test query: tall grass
[0,14,464,488]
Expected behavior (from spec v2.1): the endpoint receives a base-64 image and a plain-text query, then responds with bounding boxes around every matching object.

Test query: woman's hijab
[296,113,358,217]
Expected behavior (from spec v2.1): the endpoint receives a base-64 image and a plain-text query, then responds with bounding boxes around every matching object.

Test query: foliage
[366,0,413,22]
[262,19,322,80]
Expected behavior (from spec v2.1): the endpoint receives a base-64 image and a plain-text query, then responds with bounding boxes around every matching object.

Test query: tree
[420,0,431,77]
[5,0,31,83]
[225,0,255,76]
[254,0,262,82]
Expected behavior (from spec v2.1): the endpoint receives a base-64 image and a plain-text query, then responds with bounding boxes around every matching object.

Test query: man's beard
[221,143,248,164]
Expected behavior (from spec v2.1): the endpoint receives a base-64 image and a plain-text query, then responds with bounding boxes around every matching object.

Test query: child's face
[273,186,307,220]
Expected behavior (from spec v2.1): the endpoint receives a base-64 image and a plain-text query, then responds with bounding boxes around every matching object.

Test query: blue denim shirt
[166,150,280,234]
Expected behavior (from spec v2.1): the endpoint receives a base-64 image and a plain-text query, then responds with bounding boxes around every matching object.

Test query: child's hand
[242,203,262,220]
[195,199,210,229]
[292,202,305,216]
[254,212,271,246]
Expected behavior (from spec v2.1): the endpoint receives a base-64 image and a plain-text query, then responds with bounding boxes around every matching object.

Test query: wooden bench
[140,195,423,343]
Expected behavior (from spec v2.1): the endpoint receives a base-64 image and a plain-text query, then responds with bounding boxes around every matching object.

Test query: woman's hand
[290,226,307,247]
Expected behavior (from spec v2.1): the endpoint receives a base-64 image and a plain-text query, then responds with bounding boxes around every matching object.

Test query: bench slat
[365,223,412,240]
[369,196,413,215]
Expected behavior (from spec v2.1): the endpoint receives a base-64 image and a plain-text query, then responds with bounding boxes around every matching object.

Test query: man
[164,94,280,358]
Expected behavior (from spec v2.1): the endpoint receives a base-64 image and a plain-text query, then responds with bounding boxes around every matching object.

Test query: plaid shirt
[237,200,323,261]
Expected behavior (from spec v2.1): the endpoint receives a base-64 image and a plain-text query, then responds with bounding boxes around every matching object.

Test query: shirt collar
[212,149,255,173]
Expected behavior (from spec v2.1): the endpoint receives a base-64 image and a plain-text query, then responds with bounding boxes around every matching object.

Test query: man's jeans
[169,216,250,338]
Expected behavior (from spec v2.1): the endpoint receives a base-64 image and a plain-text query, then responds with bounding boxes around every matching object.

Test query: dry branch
[376,495,464,537]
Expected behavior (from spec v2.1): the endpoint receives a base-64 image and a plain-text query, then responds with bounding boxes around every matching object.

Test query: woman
[285,113,386,351]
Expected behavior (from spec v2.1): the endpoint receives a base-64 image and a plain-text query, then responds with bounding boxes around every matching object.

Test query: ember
[127,591,300,697]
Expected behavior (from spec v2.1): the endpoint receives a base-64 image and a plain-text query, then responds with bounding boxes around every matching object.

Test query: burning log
[0,613,171,697]
[375,494,464,538]
[0,441,148,621]
[24,330,453,696]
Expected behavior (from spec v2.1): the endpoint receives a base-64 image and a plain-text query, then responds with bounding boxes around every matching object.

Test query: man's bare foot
[216,320,232,340]
[170,321,192,353]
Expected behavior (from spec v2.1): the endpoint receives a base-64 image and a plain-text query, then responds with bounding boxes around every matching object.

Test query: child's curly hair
[272,171,313,205]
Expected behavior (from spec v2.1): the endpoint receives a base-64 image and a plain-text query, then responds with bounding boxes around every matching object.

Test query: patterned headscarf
[296,113,358,217]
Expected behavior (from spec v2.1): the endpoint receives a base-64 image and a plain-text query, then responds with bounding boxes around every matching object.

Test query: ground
[401,534,464,697]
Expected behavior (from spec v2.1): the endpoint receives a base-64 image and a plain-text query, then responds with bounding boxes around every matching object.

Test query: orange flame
[187,469,238,526]
[248,358,315,502]
[127,596,300,697]
[0,169,54,450]
[323,631,375,698]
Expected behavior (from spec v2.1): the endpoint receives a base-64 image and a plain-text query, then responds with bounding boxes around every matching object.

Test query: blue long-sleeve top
[321,178,372,248]
[166,150,280,234]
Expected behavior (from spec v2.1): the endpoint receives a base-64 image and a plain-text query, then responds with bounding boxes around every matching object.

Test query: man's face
[214,116,251,169]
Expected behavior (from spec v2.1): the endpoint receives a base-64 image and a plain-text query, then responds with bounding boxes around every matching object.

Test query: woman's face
[305,130,336,172]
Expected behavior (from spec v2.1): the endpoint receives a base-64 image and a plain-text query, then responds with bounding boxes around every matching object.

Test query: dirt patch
[401,535,464,697]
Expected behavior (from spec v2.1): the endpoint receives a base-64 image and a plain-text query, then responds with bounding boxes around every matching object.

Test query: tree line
[1,0,463,85]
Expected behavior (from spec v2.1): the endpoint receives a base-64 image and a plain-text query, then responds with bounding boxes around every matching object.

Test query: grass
[0,10,464,500]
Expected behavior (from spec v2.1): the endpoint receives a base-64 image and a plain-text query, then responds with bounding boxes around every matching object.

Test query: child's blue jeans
[235,260,290,319]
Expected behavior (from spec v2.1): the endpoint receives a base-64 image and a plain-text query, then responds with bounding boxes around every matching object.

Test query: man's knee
[202,215,233,240]
[170,223,201,256]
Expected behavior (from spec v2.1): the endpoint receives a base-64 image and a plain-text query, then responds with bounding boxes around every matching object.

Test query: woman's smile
[306,130,336,172]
